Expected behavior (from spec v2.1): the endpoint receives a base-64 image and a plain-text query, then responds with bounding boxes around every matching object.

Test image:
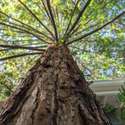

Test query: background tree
[0,0,125,125]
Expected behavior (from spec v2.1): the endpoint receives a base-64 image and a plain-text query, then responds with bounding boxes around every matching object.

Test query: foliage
[72,39,125,81]
[103,104,116,114]
[118,84,125,119]
[0,56,37,100]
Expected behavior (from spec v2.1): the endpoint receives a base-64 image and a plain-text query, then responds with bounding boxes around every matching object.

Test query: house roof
[90,78,125,96]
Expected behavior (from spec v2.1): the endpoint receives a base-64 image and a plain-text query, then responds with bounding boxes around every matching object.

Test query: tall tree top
[0,0,125,60]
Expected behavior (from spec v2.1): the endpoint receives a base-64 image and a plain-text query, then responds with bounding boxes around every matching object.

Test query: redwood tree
[0,0,125,125]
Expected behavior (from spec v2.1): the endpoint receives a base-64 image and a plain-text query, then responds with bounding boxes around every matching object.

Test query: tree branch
[74,22,99,36]
[38,1,56,38]
[0,11,53,41]
[64,0,80,38]
[46,0,58,42]
[18,0,54,39]
[68,14,93,39]
[0,22,49,43]
[0,52,42,61]
[67,11,125,45]
[41,0,51,20]
[0,44,45,51]
[0,37,40,43]
[0,49,10,52]
[66,0,92,37]
[68,23,81,38]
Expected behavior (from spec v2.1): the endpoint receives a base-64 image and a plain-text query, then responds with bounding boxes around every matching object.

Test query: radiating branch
[0,52,42,61]
[0,28,29,36]
[0,44,45,51]
[74,22,99,36]
[0,11,53,41]
[38,1,56,38]
[66,0,92,37]
[0,32,36,39]
[46,0,58,42]
[0,49,10,52]
[68,11,93,39]
[41,0,51,20]
[18,0,54,39]
[64,0,80,38]
[0,22,48,43]
[0,38,40,43]
[54,7,61,38]
[67,11,125,45]
[68,23,81,38]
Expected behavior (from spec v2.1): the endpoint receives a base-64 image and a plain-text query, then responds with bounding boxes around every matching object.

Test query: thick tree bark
[0,45,111,125]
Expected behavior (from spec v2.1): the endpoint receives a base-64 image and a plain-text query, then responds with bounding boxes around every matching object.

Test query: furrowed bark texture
[0,45,111,125]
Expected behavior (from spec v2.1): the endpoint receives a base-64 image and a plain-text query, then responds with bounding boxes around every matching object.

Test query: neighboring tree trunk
[0,45,111,125]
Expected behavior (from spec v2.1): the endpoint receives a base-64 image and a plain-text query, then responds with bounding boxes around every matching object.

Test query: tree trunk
[0,45,111,125]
